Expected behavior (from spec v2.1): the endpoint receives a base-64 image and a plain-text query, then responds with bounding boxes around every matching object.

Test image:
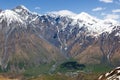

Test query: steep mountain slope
[0,6,65,72]
[44,11,120,65]
[32,10,119,52]
[30,10,119,65]
[74,26,120,65]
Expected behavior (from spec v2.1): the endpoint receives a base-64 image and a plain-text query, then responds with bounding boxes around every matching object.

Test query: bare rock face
[98,67,120,80]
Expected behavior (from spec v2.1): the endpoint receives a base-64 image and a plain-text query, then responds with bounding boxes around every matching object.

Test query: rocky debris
[98,67,120,80]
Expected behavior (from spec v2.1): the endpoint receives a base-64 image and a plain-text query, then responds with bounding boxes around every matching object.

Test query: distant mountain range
[0,5,120,71]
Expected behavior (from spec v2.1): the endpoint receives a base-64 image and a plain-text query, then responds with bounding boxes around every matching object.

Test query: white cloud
[99,0,113,3]
[112,9,120,13]
[48,10,77,17]
[35,7,41,10]
[92,7,105,11]
[104,14,120,20]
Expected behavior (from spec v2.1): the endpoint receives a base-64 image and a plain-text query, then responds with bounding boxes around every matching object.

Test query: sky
[0,0,120,21]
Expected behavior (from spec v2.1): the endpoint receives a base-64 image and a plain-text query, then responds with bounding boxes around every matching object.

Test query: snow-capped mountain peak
[73,12,100,23]
[14,5,30,12]
[19,5,29,10]
[0,10,24,26]
[75,12,93,19]
[47,10,119,36]
[13,5,34,21]
[68,12,120,36]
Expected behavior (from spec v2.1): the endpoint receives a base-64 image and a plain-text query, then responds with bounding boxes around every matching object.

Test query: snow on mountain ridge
[0,10,24,26]
[0,6,119,37]
[13,5,40,23]
[74,12,98,20]
[14,5,30,12]
[19,5,29,11]
[51,10,119,36]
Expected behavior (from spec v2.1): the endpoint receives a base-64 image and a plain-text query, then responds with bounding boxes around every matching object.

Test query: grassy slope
[0,63,113,80]
[29,74,74,80]
[29,73,100,80]
[23,63,54,77]
[28,63,113,80]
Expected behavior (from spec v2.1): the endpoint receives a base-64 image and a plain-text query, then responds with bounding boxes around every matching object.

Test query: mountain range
[0,5,120,72]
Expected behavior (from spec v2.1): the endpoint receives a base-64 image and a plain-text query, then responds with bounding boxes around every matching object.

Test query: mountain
[0,5,119,72]
[31,10,119,65]
[0,6,65,72]
[98,67,120,80]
